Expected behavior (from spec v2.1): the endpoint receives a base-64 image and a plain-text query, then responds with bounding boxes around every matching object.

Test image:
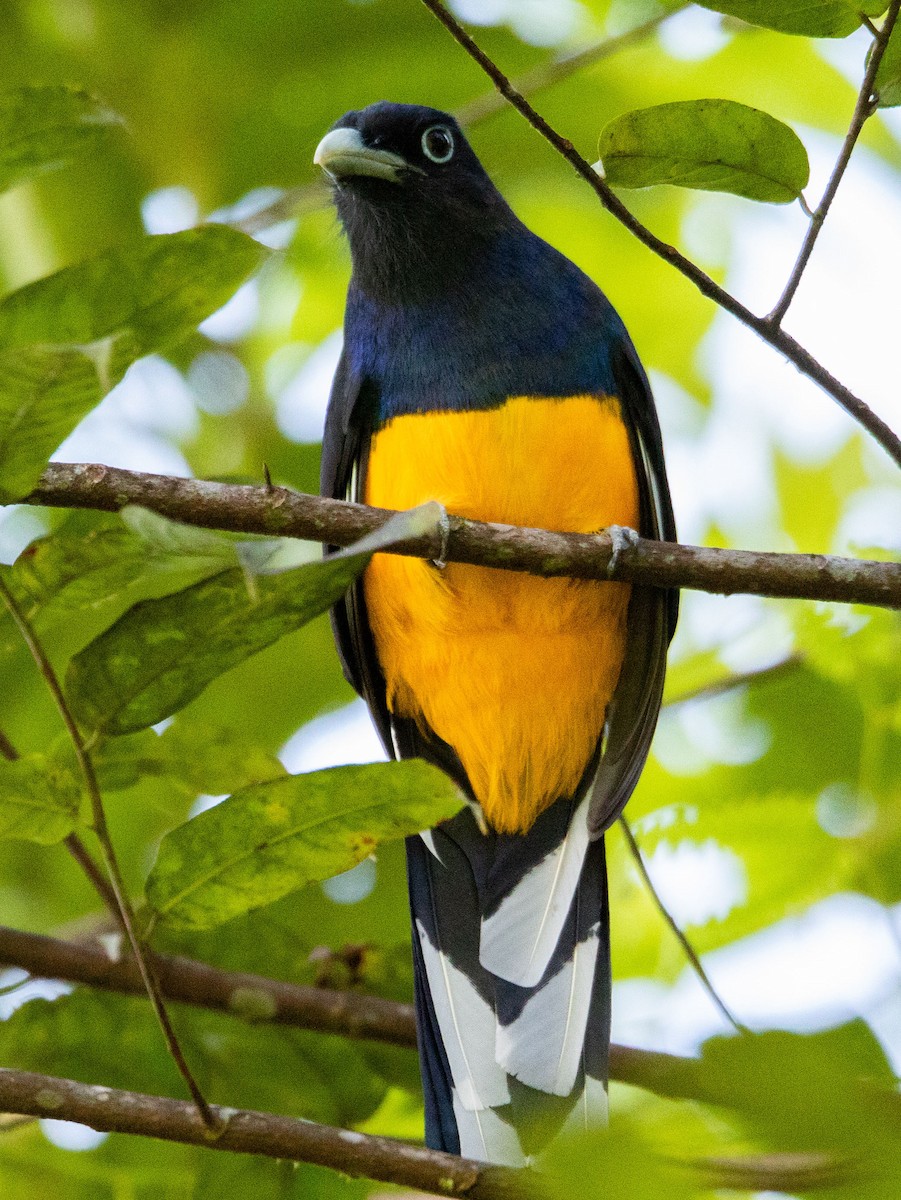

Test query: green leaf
[65,504,444,735]
[874,21,901,108]
[693,1024,898,1163]
[0,226,268,502]
[597,100,809,202]
[8,510,223,622]
[145,759,461,930]
[695,1,862,38]
[0,85,121,195]
[0,753,80,843]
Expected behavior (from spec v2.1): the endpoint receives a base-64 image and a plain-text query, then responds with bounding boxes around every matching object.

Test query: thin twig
[417,0,901,470]
[663,653,804,708]
[0,578,218,1130]
[24,464,901,609]
[619,818,746,1035]
[769,0,901,324]
[455,6,689,126]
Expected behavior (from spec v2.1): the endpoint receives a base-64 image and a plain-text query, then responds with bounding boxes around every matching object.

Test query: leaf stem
[0,577,219,1130]
[619,817,747,1035]
[768,0,901,325]
[417,0,901,470]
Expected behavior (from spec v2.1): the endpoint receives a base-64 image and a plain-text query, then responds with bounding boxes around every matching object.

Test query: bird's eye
[421,124,455,164]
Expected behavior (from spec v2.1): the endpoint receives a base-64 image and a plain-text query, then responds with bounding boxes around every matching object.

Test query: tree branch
[24,463,901,609]
[0,924,418,1048]
[0,1065,864,1196]
[417,0,901,471]
[769,0,901,324]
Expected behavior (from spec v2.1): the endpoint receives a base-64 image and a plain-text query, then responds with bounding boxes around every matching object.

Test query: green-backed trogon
[315,102,677,1165]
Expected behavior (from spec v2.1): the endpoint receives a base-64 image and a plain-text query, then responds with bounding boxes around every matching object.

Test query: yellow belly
[363,394,639,834]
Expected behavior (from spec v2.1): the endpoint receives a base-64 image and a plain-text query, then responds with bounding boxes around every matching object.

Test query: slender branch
[0,1066,863,1196]
[619,819,746,1034]
[454,6,688,126]
[417,0,901,470]
[682,1151,855,1192]
[0,579,217,1129]
[0,924,418,1049]
[0,724,121,920]
[663,653,803,708]
[769,0,901,324]
[24,464,901,609]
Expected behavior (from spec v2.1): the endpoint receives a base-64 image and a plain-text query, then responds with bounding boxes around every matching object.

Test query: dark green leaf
[696,1,862,37]
[0,85,121,195]
[0,753,80,843]
[0,226,268,501]
[598,100,809,202]
[145,759,461,930]
[65,504,443,735]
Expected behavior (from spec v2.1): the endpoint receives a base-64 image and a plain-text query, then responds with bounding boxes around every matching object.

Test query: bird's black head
[315,102,514,301]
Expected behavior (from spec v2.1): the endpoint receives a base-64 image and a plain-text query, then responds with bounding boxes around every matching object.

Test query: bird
[315,101,677,1166]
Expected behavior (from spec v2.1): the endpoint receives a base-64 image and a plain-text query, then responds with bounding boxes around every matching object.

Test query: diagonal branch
[0,1066,863,1197]
[24,463,901,609]
[417,0,901,470]
[769,0,901,324]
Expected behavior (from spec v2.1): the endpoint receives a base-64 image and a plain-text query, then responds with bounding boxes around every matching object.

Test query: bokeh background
[0,1,899,1197]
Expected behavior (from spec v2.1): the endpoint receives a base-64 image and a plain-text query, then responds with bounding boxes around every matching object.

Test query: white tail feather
[479,794,591,987]
[414,919,510,1110]
[494,925,599,1095]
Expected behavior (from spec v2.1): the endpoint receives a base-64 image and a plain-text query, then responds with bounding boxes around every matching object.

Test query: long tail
[406,795,610,1165]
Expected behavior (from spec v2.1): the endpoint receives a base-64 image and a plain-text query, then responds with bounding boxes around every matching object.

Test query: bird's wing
[587,338,678,837]
[321,347,395,754]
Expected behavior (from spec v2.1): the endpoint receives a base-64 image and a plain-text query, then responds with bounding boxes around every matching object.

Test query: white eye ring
[421,124,455,164]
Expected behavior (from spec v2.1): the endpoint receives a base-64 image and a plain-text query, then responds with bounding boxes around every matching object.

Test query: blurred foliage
[0,0,900,1198]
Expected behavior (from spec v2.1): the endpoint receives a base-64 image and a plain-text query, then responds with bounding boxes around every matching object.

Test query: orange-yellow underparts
[363,394,639,835]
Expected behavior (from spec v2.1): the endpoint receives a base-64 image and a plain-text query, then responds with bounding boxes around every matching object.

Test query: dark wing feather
[321,348,395,755]
[587,340,678,837]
